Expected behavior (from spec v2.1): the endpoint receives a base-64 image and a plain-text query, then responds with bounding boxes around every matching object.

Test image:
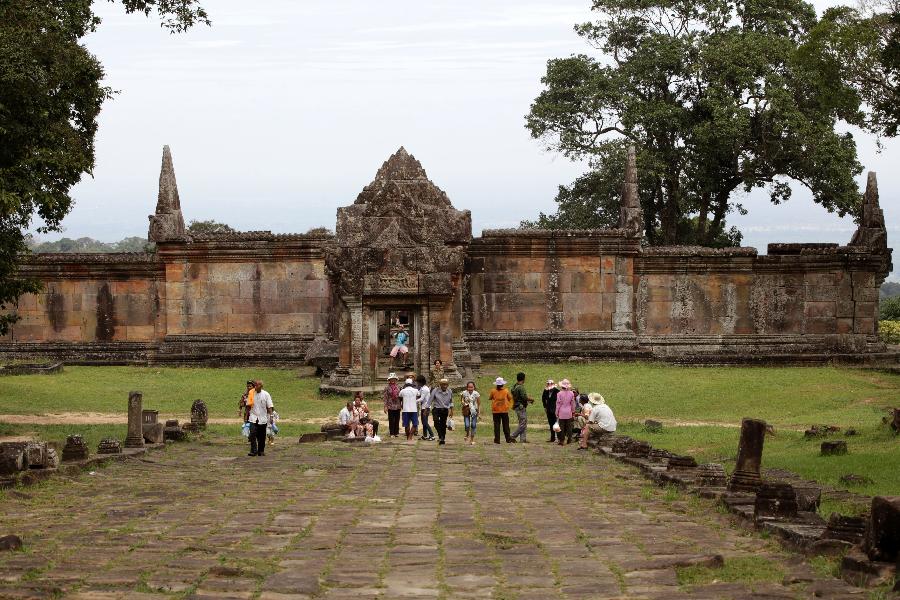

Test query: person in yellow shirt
[489,377,514,444]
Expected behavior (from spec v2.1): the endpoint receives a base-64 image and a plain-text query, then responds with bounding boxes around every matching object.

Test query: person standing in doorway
[542,379,558,443]
[429,378,453,445]
[247,380,273,456]
[390,324,410,368]
[510,372,533,443]
[383,373,402,438]
[399,378,420,442]
[417,375,435,441]
[490,377,514,444]
[554,379,577,446]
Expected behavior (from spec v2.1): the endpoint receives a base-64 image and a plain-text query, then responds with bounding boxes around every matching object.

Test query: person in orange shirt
[489,377,514,444]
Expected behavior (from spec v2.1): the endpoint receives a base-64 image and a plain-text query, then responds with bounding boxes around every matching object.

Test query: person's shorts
[401,411,419,428]
[390,345,409,357]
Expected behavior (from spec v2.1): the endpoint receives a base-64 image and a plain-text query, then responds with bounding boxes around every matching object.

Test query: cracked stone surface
[0,437,864,599]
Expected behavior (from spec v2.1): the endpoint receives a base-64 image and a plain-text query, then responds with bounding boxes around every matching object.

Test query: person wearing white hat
[489,377,514,444]
[383,373,402,438]
[542,379,559,443]
[589,393,617,432]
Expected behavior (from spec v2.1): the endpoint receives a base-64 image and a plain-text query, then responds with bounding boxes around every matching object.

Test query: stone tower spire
[619,145,644,237]
[148,145,186,242]
[850,171,892,279]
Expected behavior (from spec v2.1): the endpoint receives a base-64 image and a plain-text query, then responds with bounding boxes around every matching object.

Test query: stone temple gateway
[0,146,894,385]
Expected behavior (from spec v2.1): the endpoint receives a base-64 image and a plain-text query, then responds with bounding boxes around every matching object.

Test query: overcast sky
[44,0,898,279]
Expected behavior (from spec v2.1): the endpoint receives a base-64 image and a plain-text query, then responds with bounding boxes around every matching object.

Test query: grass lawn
[1,362,898,502]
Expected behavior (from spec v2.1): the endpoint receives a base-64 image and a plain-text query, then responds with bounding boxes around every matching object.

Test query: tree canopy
[525,0,876,246]
[186,219,235,235]
[0,0,207,335]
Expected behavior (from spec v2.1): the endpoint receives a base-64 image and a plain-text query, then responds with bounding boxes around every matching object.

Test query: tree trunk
[697,191,710,243]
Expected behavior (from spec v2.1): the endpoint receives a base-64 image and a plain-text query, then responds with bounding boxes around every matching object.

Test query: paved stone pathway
[0,436,863,599]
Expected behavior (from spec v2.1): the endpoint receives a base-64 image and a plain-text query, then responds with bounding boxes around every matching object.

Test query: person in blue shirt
[390,324,410,367]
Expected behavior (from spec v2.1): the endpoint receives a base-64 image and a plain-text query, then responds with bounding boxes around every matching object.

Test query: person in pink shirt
[554,379,577,446]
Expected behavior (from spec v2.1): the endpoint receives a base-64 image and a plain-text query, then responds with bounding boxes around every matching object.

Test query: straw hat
[559,378,571,389]
[545,379,555,386]
[388,373,398,381]
[439,378,449,384]
[588,393,605,405]
[494,377,506,386]
[404,378,414,385]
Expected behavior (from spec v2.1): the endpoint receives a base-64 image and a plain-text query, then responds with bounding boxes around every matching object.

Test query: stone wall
[0,146,892,368]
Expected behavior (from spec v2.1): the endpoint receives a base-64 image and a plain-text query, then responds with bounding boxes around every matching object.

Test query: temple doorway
[371,308,419,381]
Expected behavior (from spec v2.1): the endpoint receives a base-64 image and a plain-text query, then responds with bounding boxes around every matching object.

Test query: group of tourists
[340,365,618,448]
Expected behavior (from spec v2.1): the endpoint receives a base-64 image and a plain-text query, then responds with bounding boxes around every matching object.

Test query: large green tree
[802,0,900,137]
[526,0,867,246]
[0,0,207,335]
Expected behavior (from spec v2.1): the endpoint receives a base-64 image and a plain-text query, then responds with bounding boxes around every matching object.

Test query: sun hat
[559,378,571,389]
[494,377,506,386]
[439,377,449,384]
[546,379,554,385]
[388,372,398,380]
[588,393,605,405]
[404,378,414,385]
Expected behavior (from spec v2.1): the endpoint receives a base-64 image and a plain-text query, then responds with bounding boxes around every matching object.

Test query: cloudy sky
[45,0,898,279]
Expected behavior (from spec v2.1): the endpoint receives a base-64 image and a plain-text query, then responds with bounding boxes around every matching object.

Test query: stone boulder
[0,535,23,552]
[0,444,25,476]
[143,423,165,444]
[754,482,798,520]
[97,439,123,455]
[305,337,339,377]
[864,496,900,563]
[164,420,186,442]
[320,422,345,441]
[821,440,848,456]
[61,435,89,462]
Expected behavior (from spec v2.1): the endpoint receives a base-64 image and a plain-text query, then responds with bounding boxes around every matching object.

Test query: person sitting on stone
[353,392,379,436]
[575,394,591,450]
[339,401,354,436]
[390,324,410,368]
[588,393,617,434]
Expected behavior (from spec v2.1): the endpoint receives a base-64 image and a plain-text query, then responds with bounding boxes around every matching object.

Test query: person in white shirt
[417,375,434,441]
[248,380,274,456]
[338,401,353,435]
[398,378,421,442]
[588,393,617,433]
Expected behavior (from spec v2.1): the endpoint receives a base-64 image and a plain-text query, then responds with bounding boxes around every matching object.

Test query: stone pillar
[728,418,766,493]
[125,391,145,448]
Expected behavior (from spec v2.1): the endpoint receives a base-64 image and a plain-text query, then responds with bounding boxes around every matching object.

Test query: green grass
[478,362,900,427]
[616,421,900,498]
[0,366,332,419]
[2,362,898,499]
[676,556,785,587]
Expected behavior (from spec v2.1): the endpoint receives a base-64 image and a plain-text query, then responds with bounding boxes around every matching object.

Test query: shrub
[879,321,900,345]
[880,296,900,320]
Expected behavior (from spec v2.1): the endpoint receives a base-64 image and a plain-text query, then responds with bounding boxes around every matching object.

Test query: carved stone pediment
[326,147,472,297]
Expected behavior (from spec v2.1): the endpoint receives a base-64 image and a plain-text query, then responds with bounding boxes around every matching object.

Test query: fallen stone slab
[821,440,848,456]
[298,433,327,444]
[864,496,900,563]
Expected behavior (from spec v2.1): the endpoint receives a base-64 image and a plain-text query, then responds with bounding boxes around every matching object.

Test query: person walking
[510,372,533,443]
[239,379,255,452]
[542,379,558,443]
[383,373,402,438]
[490,377,514,444]
[247,380,274,456]
[399,378,420,442]
[554,379,577,446]
[429,378,453,445]
[461,381,481,444]
[417,375,435,441]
